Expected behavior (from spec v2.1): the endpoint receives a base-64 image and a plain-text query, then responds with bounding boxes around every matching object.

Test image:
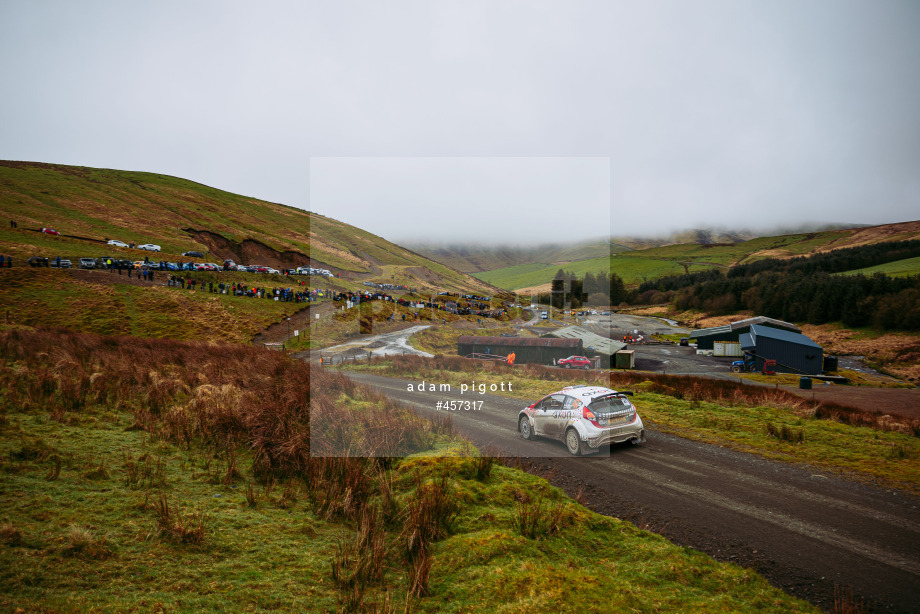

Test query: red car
[558,355,592,370]
[41,227,60,236]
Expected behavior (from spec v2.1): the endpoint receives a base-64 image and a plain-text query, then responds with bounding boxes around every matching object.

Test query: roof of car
[559,385,618,399]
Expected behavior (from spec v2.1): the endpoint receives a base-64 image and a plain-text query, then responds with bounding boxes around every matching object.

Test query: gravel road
[343,370,920,613]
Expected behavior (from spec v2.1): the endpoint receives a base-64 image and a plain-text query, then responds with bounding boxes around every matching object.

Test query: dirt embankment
[185,229,343,273]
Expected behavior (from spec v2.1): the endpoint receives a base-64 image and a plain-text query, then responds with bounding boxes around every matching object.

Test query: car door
[533,394,567,439]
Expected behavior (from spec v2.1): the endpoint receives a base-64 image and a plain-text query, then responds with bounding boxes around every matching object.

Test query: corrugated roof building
[540,326,626,367]
[456,335,581,365]
[739,324,823,375]
[689,316,800,350]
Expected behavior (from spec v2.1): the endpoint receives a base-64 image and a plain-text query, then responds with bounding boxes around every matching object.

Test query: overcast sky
[1,1,918,242]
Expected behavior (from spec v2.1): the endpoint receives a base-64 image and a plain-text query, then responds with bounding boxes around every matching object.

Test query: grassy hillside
[475,256,718,290]
[409,240,625,274]
[0,268,301,342]
[634,222,920,266]
[475,222,920,291]
[840,256,920,278]
[0,161,497,295]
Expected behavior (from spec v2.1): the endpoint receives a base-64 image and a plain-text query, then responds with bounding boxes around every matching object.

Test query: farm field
[474,255,718,290]
[840,256,920,278]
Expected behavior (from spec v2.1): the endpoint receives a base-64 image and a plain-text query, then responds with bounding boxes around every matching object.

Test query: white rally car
[518,385,645,455]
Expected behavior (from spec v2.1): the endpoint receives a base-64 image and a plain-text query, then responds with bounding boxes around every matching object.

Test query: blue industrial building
[739,324,823,375]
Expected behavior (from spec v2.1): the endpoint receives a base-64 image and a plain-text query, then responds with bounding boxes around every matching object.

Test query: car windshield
[588,394,632,414]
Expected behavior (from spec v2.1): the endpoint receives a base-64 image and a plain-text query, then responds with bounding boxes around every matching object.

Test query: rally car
[518,385,645,455]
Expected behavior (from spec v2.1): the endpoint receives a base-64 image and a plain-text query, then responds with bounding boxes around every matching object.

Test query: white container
[714,341,743,357]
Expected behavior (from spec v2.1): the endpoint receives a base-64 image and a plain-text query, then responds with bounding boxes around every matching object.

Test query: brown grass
[372,354,920,436]
[512,496,570,539]
[801,324,920,382]
[153,495,206,545]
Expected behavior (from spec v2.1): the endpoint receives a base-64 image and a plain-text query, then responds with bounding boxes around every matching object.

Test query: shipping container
[713,341,743,357]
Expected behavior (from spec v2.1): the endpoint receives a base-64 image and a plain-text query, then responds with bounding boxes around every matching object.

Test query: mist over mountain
[408,223,868,273]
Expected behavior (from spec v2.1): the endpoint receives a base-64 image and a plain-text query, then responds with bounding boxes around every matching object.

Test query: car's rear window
[588,395,632,414]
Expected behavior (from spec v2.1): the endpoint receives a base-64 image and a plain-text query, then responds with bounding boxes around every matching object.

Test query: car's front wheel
[519,416,534,440]
[565,428,582,456]
[564,364,571,369]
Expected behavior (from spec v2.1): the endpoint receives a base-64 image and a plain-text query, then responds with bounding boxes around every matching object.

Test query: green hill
[0,160,497,296]
[840,256,920,278]
[474,256,718,290]
[474,222,920,290]
[409,239,629,273]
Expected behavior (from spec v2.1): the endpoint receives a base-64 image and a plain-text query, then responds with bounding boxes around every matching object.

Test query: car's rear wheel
[565,428,582,456]
[519,416,534,440]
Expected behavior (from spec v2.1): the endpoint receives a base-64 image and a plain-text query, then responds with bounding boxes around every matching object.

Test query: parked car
[182,251,204,258]
[107,239,129,248]
[41,227,60,236]
[27,256,49,267]
[79,258,96,269]
[558,355,592,370]
[138,244,161,252]
[265,267,280,275]
[518,385,645,455]
[49,259,72,268]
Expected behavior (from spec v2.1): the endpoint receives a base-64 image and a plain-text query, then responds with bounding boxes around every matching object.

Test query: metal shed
[690,316,801,350]
[456,335,581,365]
[739,324,823,375]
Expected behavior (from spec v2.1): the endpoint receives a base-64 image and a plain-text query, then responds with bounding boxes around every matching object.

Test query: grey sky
[1,1,918,241]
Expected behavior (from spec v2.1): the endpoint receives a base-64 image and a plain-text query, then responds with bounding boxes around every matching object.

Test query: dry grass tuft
[0,522,24,547]
[153,495,205,545]
[512,496,570,539]
[63,525,115,560]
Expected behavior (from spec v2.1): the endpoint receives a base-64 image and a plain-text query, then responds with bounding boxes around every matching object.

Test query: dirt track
[342,371,920,613]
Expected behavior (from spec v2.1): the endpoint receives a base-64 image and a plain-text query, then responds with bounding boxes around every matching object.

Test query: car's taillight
[582,406,596,421]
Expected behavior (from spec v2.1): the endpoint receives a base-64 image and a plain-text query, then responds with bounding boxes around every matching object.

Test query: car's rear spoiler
[595,391,634,401]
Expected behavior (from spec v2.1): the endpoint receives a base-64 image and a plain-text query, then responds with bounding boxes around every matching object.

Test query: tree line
[537,270,627,309]
[631,239,920,331]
